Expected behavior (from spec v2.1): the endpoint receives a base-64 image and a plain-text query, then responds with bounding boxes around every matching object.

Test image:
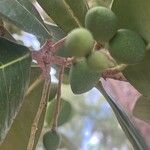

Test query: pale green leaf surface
[133,96,150,124]
[123,51,150,97]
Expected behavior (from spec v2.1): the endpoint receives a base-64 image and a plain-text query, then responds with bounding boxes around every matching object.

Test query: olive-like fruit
[43,130,60,150]
[109,29,146,64]
[85,6,118,43]
[87,51,115,72]
[69,58,100,94]
[45,99,72,126]
[65,28,94,57]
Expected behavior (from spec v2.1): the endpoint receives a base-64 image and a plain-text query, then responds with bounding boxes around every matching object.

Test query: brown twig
[51,37,66,53]
[27,49,52,150]
[51,65,64,131]
[102,72,127,82]
[25,75,43,96]
[102,64,128,82]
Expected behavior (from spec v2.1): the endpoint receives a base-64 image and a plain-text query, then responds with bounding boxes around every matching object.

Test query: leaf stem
[27,59,51,150]
[25,75,43,96]
[51,65,64,130]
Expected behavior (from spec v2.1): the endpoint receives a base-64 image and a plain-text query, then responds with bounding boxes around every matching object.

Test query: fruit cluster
[64,6,146,94]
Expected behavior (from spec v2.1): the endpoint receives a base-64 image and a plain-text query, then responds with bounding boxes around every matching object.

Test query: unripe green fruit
[45,99,72,126]
[87,51,115,72]
[65,28,94,57]
[85,6,118,43]
[109,29,146,64]
[43,130,60,150]
[69,58,100,94]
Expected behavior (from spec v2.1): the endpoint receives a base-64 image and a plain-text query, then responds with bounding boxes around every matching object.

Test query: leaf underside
[133,96,150,123]
[0,37,31,142]
[0,0,51,44]
[37,0,88,33]
[96,82,148,150]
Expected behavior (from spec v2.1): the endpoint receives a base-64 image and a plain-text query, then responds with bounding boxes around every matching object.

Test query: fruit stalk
[27,64,51,150]
[51,65,64,130]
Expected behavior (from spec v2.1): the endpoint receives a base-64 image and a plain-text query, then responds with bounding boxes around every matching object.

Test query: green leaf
[45,99,73,127]
[96,0,112,8]
[96,82,149,150]
[0,19,16,42]
[112,0,150,43]
[0,67,46,150]
[123,51,150,97]
[37,0,88,33]
[0,37,31,141]
[45,23,66,42]
[0,0,51,44]
[133,96,150,123]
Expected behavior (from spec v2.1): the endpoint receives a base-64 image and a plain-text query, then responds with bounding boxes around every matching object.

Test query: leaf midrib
[63,0,82,27]
[0,53,30,69]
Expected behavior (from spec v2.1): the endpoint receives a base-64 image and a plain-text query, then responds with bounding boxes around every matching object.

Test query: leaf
[0,67,46,150]
[123,51,150,97]
[96,0,112,8]
[96,82,149,150]
[0,0,51,44]
[0,19,16,42]
[45,23,66,42]
[45,23,70,58]
[133,96,150,123]
[0,37,31,142]
[112,0,150,43]
[37,0,88,33]
[45,99,73,127]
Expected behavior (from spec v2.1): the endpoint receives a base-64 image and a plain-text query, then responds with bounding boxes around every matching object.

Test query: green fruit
[49,83,57,101]
[65,28,94,57]
[87,51,115,72]
[85,6,118,43]
[69,58,100,94]
[109,29,146,64]
[43,130,60,150]
[45,99,72,126]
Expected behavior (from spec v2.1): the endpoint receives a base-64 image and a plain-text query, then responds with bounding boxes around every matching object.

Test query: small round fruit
[45,99,72,126]
[43,130,60,150]
[65,28,94,57]
[109,29,146,64]
[87,51,115,72]
[69,58,100,94]
[85,6,118,43]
